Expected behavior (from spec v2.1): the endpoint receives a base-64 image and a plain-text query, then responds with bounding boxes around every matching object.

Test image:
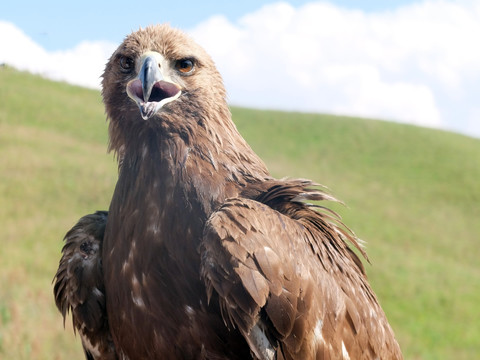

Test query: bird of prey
[54,24,403,359]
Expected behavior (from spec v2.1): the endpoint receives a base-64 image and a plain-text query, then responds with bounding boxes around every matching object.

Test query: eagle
[53,24,403,359]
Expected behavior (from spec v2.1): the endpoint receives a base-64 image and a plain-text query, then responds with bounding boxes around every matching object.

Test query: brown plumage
[53,211,117,359]
[53,24,402,359]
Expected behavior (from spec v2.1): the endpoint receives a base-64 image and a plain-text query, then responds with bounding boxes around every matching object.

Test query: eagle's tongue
[140,102,159,120]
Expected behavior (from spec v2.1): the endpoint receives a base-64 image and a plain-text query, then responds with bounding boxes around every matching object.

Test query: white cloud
[1,1,480,138]
[189,1,480,137]
[0,21,116,89]
[45,41,117,89]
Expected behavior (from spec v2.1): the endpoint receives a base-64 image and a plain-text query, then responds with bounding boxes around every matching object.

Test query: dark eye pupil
[181,60,192,69]
[176,59,194,73]
[120,56,134,72]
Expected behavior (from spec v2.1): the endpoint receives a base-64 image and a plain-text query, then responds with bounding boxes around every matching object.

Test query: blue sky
[1,0,480,138]
[3,0,419,50]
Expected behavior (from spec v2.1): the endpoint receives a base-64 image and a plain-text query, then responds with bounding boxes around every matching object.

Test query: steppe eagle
[54,24,403,359]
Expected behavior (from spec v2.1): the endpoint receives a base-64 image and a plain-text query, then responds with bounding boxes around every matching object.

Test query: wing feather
[201,180,402,360]
[53,211,118,360]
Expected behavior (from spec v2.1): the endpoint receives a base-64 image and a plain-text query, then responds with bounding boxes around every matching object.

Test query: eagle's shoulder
[200,179,402,359]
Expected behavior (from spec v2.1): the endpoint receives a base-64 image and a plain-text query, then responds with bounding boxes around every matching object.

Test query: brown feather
[202,181,402,359]
[53,211,117,359]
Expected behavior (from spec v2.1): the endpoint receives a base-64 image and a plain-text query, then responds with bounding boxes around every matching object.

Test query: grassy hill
[1,66,479,359]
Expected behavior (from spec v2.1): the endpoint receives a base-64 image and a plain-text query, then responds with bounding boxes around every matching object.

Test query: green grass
[1,66,479,359]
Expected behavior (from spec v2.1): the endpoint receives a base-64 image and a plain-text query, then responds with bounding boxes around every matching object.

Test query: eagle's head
[102,25,228,145]
[101,24,267,177]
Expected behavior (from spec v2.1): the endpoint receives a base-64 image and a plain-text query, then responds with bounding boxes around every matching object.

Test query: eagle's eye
[175,58,195,74]
[119,56,134,73]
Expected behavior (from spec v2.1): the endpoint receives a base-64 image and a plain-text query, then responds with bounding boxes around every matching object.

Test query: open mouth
[126,79,181,120]
[128,79,180,103]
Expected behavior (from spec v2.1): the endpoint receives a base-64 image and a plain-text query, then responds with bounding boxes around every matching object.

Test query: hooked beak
[126,53,181,120]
